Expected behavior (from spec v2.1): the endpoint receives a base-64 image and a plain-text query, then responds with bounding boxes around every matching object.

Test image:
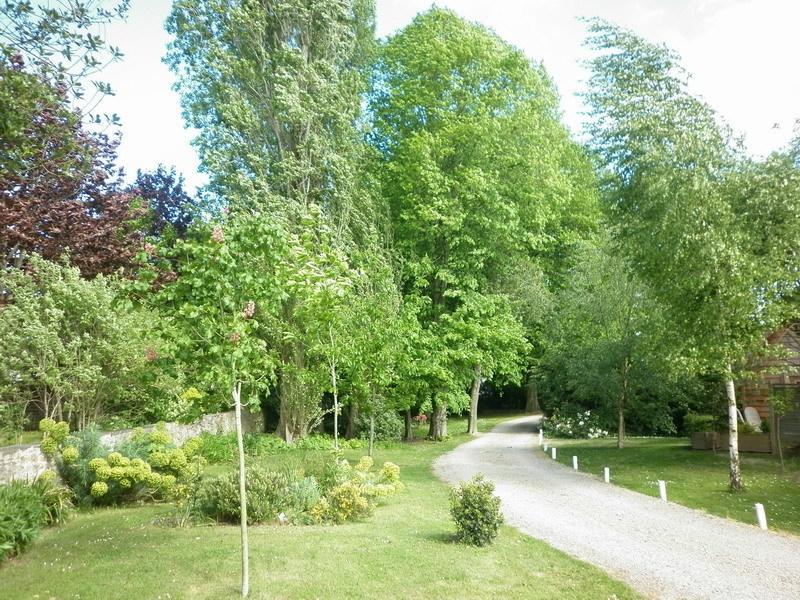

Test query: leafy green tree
[276,205,354,442]
[497,258,554,414]
[0,255,177,430]
[584,20,800,488]
[154,213,284,412]
[165,0,375,226]
[441,292,529,435]
[153,212,285,597]
[370,8,595,437]
[339,252,408,454]
[0,0,129,121]
[166,0,380,439]
[542,238,679,447]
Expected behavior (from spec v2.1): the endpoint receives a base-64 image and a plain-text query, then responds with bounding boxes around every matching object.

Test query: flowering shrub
[324,481,373,524]
[38,418,70,456]
[39,420,203,506]
[193,453,403,526]
[542,408,608,439]
[378,461,401,487]
[308,455,403,524]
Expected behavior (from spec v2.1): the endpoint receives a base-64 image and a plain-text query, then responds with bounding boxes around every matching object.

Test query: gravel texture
[434,415,800,600]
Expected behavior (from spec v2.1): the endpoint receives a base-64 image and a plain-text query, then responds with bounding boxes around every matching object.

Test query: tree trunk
[525,375,540,413]
[233,382,249,597]
[328,324,339,450]
[618,357,629,450]
[368,414,375,457]
[276,401,294,444]
[345,403,359,439]
[403,409,413,442]
[275,334,310,442]
[726,366,744,491]
[331,360,339,450]
[430,401,447,441]
[467,365,482,435]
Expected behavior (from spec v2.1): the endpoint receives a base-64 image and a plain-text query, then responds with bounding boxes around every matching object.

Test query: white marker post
[754,503,768,530]
[543,444,548,453]
[603,467,610,483]
[551,447,557,460]
[538,429,543,446]
[572,456,578,470]
[658,480,668,502]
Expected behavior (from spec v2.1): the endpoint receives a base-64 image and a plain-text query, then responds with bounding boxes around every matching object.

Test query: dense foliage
[449,475,503,546]
[369,8,597,437]
[39,418,203,507]
[2,0,797,537]
[0,475,72,562]
[193,453,402,525]
[0,256,182,431]
[584,19,800,488]
[0,57,146,276]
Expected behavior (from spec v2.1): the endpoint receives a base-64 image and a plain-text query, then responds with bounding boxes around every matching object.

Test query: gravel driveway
[434,415,800,600]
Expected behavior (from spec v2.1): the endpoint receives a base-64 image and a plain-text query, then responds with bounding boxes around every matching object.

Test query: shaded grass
[0,430,42,447]
[0,412,639,599]
[545,436,800,534]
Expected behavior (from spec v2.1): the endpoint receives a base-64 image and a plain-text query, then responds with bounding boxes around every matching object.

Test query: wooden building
[738,323,800,453]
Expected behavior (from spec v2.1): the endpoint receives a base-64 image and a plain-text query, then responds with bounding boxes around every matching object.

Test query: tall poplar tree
[166,0,378,439]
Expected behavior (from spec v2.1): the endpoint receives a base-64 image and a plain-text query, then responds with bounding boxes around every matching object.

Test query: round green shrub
[194,466,290,524]
[357,411,404,442]
[449,475,503,547]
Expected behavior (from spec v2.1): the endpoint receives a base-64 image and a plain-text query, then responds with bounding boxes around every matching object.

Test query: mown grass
[0,412,639,599]
[545,436,800,534]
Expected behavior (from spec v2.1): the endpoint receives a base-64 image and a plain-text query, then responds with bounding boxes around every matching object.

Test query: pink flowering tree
[153,211,285,597]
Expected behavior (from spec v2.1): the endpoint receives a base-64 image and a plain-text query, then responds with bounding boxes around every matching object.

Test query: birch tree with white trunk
[584,20,800,490]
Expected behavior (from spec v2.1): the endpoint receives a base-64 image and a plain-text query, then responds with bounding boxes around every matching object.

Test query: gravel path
[434,415,800,600]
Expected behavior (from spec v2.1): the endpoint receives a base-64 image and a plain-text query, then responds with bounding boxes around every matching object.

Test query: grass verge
[544,436,800,534]
[0,413,639,599]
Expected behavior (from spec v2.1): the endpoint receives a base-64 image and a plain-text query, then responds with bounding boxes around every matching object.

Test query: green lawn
[0,430,42,447]
[545,436,800,534]
[0,413,639,600]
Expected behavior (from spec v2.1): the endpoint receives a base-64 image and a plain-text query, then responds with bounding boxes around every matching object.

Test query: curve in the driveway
[434,415,800,600]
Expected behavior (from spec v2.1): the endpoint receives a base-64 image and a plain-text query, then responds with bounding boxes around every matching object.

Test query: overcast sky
[101,0,800,192]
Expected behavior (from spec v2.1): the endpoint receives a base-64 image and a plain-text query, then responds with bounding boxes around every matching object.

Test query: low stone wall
[0,410,263,484]
[0,443,56,484]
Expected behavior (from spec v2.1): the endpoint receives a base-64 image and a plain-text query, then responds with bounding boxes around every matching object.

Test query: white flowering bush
[542,408,608,439]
